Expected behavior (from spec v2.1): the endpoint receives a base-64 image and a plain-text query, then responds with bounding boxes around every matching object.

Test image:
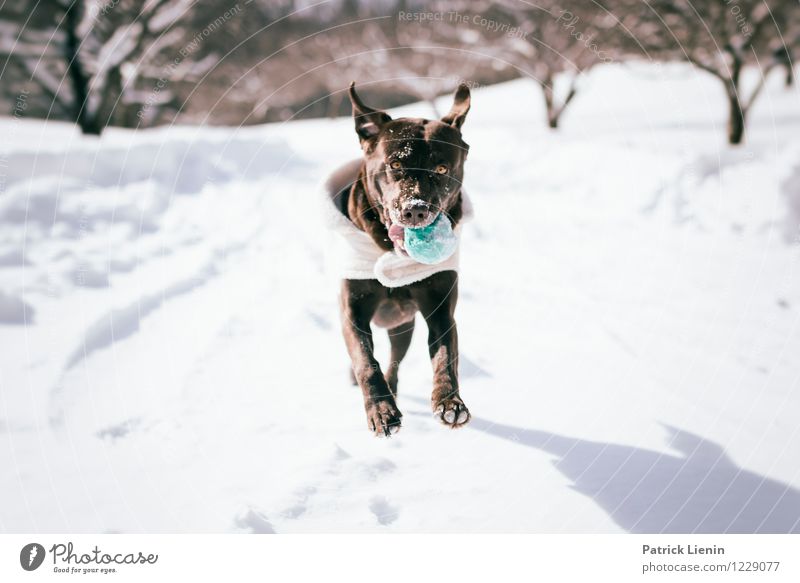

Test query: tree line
[1,0,797,143]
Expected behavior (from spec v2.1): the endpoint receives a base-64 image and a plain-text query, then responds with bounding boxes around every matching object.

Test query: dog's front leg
[340,281,402,436]
[418,272,470,428]
[426,311,470,427]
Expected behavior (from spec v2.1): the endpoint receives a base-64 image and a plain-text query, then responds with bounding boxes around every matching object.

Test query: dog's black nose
[401,201,432,227]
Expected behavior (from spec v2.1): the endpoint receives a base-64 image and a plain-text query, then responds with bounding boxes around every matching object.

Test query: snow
[1,63,799,533]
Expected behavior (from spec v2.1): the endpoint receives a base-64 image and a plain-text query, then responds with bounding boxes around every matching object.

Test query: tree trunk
[726,62,745,145]
[541,74,578,130]
[541,76,557,130]
[63,2,101,135]
[727,90,746,145]
[94,66,122,131]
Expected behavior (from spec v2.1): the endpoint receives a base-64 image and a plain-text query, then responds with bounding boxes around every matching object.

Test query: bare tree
[630,0,796,144]
[0,0,519,128]
[300,0,515,120]
[774,5,800,87]
[489,0,619,128]
[3,0,196,134]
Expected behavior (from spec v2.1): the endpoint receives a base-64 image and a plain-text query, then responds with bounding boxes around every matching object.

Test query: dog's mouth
[387,222,407,254]
[387,212,442,255]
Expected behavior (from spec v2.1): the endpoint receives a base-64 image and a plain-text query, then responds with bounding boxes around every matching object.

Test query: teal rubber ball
[404,214,458,265]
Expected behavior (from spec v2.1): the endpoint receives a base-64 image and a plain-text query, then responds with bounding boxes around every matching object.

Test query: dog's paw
[433,396,470,428]
[365,398,402,437]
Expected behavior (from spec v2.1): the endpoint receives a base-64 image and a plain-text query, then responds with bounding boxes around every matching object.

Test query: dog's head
[348,83,470,238]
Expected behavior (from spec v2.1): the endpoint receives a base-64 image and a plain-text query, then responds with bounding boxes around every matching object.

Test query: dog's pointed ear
[349,82,391,144]
[441,83,471,130]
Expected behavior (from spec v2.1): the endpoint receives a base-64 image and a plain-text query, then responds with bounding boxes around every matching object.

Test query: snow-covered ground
[1,64,799,533]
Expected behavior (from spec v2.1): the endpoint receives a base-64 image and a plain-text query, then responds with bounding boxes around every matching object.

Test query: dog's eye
[435,164,449,174]
[390,161,402,170]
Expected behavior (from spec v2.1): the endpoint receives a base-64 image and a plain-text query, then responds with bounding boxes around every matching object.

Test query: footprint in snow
[96,418,141,442]
[369,496,399,526]
[333,444,351,460]
[360,458,397,481]
[234,508,275,534]
[282,486,317,519]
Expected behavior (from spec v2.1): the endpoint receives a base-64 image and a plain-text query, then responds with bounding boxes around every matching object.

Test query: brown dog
[327,83,472,436]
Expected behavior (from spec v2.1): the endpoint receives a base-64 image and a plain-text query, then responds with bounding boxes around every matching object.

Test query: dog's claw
[434,397,470,428]
[366,398,402,437]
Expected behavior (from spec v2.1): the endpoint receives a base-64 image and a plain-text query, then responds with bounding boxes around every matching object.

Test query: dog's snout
[401,201,432,227]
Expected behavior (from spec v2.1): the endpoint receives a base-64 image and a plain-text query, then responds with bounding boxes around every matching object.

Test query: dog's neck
[346,161,464,252]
